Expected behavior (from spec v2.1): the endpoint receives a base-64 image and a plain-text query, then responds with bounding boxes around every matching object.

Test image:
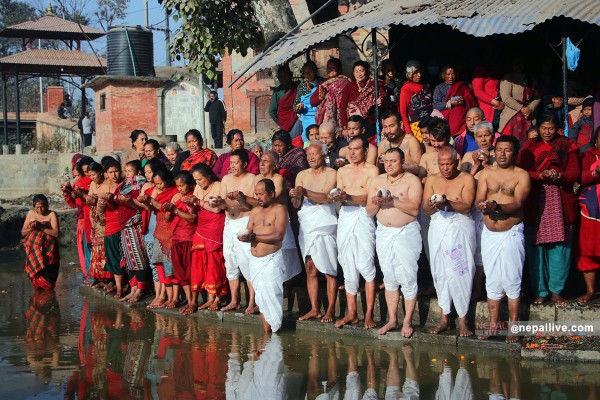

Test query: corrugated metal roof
[0,16,105,40]
[234,0,600,79]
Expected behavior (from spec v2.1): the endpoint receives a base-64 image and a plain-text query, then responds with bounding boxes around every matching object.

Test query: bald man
[423,146,476,336]
[333,136,379,329]
[318,121,348,169]
[291,141,338,323]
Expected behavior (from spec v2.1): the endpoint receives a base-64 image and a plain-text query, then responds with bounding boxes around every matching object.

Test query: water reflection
[24,290,61,378]
[3,280,599,399]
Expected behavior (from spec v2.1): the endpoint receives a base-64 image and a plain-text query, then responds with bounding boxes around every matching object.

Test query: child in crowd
[570,96,594,151]
[164,171,197,314]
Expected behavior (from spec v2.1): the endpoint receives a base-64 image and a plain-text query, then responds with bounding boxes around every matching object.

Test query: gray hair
[405,60,423,79]
[438,145,458,163]
[474,121,494,136]
[263,150,279,165]
[165,142,182,152]
[309,140,328,156]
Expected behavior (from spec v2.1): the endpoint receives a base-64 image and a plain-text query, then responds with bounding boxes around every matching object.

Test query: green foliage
[0,0,37,56]
[94,0,129,30]
[159,0,264,80]
[34,132,65,153]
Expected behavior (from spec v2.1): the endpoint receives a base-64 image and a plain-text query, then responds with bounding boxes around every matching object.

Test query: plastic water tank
[107,26,155,77]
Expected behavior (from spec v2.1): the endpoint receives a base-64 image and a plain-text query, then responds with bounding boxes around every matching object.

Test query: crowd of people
[21,56,600,341]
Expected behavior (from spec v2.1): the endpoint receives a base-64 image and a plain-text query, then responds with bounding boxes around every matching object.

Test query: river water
[0,249,598,399]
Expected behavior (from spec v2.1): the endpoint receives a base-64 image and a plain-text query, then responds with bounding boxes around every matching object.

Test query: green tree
[159,0,297,80]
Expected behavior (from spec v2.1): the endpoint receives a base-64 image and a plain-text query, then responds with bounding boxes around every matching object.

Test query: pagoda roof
[0,49,106,75]
[0,15,105,41]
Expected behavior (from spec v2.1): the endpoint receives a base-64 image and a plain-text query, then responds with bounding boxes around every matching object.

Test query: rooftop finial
[45,3,55,17]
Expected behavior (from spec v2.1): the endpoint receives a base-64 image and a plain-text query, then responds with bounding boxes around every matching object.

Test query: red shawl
[193,208,225,252]
[169,191,196,236]
[153,186,179,250]
[74,176,92,242]
[278,84,299,132]
[440,82,478,136]
[314,75,351,130]
[180,148,218,171]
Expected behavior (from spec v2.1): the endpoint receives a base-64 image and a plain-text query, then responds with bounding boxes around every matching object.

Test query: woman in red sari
[61,158,93,284]
[517,113,580,305]
[172,129,218,175]
[577,128,600,303]
[83,162,113,287]
[433,66,477,137]
[21,194,60,290]
[138,168,179,308]
[339,60,386,137]
[399,60,433,140]
[310,58,351,134]
[186,163,228,313]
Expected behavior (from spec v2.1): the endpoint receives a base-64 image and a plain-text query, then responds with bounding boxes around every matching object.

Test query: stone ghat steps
[79,284,600,362]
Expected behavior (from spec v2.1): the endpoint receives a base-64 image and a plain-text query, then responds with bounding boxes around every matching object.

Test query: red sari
[577,148,600,271]
[277,84,299,132]
[440,82,477,136]
[191,208,227,295]
[152,186,179,261]
[311,75,351,132]
[179,148,218,171]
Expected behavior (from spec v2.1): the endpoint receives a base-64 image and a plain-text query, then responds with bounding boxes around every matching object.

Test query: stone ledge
[522,348,600,362]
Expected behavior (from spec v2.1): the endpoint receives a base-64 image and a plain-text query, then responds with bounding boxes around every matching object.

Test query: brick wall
[94,83,160,152]
[46,86,64,114]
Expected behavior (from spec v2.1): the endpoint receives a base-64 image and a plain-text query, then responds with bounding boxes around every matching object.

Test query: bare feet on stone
[532,296,548,305]
[321,310,335,323]
[551,293,569,307]
[127,290,143,303]
[577,292,596,304]
[208,297,221,311]
[458,319,473,337]
[505,333,519,344]
[245,305,259,315]
[183,304,198,316]
[378,321,398,335]
[401,321,414,338]
[430,320,449,334]
[334,314,359,328]
[363,315,376,329]
[299,309,322,321]
[221,302,241,312]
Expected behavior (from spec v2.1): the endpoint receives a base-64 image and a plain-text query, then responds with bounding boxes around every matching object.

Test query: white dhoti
[344,371,377,400]
[435,367,473,400]
[384,378,419,400]
[223,215,251,281]
[472,207,484,266]
[337,205,376,295]
[298,201,338,276]
[418,205,431,262]
[481,223,525,301]
[376,221,421,300]
[428,211,476,317]
[281,221,302,282]
[226,354,241,400]
[250,248,284,332]
[251,335,286,399]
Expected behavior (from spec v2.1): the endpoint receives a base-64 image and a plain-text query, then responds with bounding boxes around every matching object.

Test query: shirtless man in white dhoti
[239,179,288,333]
[290,142,338,323]
[331,136,380,329]
[214,149,258,313]
[424,146,476,336]
[378,110,422,175]
[367,148,423,337]
[475,135,530,343]
[248,150,302,284]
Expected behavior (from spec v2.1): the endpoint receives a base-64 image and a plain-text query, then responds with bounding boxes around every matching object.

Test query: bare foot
[577,292,596,304]
[505,333,519,344]
[378,321,398,335]
[401,321,414,338]
[430,320,449,334]
[164,300,178,309]
[119,291,133,302]
[207,297,221,311]
[179,304,190,314]
[114,290,124,299]
[153,299,167,309]
[183,303,198,316]
[550,293,569,307]
[105,283,116,293]
[458,320,473,337]
[221,302,241,312]
[245,305,259,315]
[198,300,212,310]
[299,309,322,321]
[146,298,162,309]
[334,314,359,328]
[321,310,335,323]
[533,296,548,305]
[127,290,143,303]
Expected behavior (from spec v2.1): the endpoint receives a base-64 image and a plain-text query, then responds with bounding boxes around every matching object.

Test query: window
[100,94,106,111]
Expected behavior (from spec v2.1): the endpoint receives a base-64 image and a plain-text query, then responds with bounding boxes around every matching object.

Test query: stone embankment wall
[35,113,81,153]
